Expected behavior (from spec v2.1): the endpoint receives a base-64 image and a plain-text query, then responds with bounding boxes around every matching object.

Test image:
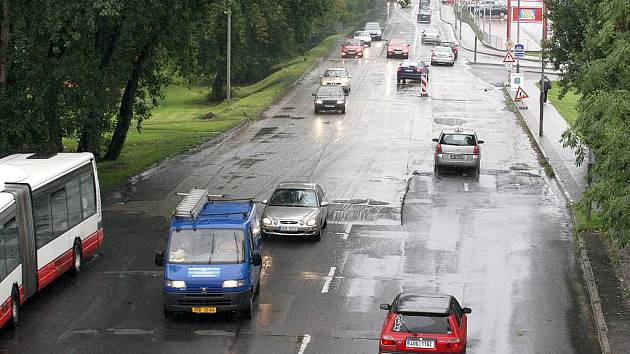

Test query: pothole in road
[433,117,465,126]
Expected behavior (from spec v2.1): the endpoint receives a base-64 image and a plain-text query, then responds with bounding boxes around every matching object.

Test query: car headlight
[222,279,246,288]
[306,219,317,226]
[315,99,323,104]
[336,100,344,104]
[262,217,273,225]
[165,280,186,289]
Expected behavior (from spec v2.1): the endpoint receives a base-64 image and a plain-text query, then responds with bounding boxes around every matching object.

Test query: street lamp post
[516,0,520,73]
[226,8,231,101]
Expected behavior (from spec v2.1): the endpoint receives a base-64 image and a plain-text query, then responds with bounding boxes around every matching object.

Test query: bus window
[34,195,54,249]
[0,224,7,281]
[66,177,82,228]
[1,218,20,274]
[80,174,96,219]
[51,189,69,238]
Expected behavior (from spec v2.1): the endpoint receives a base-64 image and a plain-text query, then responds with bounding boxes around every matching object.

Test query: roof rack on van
[175,188,209,219]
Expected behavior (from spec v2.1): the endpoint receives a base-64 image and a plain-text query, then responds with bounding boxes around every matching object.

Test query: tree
[547,0,630,245]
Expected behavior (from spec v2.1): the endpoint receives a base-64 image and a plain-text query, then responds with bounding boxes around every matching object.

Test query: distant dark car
[341,39,364,58]
[417,6,431,23]
[477,3,507,17]
[313,85,347,114]
[420,0,431,7]
[386,39,411,59]
[440,40,460,59]
[379,293,471,353]
[397,60,430,84]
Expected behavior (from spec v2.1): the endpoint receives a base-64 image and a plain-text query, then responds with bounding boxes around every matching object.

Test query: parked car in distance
[420,0,431,7]
[312,85,347,114]
[386,39,411,59]
[440,40,460,59]
[397,60,430,84]
[341,38,364,58]
[379,293,471,353]
[353,30,372,47]
[364,22,383,41]
[421,28,441,44]
[261,182,329,241]
[417,6,431,23]
[431,46,455,66]
[477,3,507,17]
[433,127,484,177]
[320,68,351,94]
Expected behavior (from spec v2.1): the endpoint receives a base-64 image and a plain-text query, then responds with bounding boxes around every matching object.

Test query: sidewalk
[513,79,630,354]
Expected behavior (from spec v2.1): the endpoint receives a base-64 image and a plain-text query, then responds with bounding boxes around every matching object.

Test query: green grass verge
[572,202,604,233]
[547,82,580,127]
[72,35,340,192]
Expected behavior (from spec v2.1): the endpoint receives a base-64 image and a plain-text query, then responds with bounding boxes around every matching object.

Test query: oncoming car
[320,68,352,94]
[354,30,372,47]
[261,182,329,241]
[379,293,471,353]
[312,85,347,114]
[433,128,484,176]
[341,38,364,58]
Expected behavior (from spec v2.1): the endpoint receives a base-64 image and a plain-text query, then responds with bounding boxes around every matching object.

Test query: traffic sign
[514,86,529,101]
[502,51,516,63]
[505,63,513,71]
[514,43,525,58]
[506,39,514,51]
[510,73,524,91]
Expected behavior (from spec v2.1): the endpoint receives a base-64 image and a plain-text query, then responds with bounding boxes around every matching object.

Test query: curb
[502,86,613,354]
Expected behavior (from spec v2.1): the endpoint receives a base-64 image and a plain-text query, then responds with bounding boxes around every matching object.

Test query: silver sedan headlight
[315,99,323,104]
[306,219,317,226]
[262,217,273,226]
[336,100,344,104]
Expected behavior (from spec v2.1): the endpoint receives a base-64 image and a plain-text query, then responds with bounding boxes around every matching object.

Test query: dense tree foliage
[546,0,630,245]
[0,0,377,158]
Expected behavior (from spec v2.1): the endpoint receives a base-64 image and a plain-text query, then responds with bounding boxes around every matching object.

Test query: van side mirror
[321,201,329,207]
[261,199,268,204]
[463,307,472,314]
[432,138,439,142]
[477,140,484,144]
[252,251,263,266]
[155,251,164,267]
[312,93,316,96]
[380,303,391,311]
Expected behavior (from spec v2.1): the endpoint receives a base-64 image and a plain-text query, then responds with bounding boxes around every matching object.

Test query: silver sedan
[261,182,328,241]
[430,46,455,66]
[433,128,484,177]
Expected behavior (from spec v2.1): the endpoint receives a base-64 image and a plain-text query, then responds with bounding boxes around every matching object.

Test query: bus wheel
[9,288,20,328]
[70,240,83,277]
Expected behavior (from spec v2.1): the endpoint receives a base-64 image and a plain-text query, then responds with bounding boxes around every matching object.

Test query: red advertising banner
[511,7,543,22]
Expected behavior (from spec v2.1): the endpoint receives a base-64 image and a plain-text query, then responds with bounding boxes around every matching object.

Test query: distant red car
[386,39,411,59]
[341,39,364,58]
[379,293,471,353]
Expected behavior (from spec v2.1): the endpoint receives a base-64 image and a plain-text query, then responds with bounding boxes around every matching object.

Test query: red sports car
[341,39,364,58]
[379,293,471,353]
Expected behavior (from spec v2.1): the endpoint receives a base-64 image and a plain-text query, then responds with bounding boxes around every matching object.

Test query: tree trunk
[78,22,122,156]
[211,74,226,101]
[0,0,9,96]
[104,38,155,160]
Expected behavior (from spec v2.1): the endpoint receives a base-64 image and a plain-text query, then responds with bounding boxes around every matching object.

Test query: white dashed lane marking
[321,267,337,294]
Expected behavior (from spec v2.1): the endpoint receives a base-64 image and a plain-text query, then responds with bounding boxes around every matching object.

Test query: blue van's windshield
[168,228,245,264]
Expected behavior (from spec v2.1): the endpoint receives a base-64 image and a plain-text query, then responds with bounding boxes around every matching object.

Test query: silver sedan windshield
[268,189,318,207]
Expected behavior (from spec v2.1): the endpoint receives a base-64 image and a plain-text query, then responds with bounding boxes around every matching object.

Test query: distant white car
[421,28,441,44]
[364,22,383,41]
[354,31,372,47]
[431,46,455,66]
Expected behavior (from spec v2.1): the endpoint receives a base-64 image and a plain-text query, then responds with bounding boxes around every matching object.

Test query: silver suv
[433,128,484,176]
[261,182,329,241]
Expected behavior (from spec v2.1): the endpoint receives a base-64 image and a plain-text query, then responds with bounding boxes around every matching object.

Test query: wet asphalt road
[0,1,602,354]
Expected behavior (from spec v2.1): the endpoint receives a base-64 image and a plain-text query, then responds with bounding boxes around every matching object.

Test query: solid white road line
[321,267,337,294]
[297,334,311,354]
[464,182,469,192]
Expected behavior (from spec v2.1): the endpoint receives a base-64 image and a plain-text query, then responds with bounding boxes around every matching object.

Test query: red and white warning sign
[503,51,516,63]
[514,86,529,101]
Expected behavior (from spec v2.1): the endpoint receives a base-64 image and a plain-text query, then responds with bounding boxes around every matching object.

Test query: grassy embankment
[87,35,339,191]
[546,82,580,127]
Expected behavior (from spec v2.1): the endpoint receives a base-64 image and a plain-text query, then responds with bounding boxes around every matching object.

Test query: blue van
[155,189,262,319]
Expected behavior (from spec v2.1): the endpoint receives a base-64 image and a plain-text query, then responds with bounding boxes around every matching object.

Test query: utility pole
[516,0,520,73]
[226,7,231,101]
[0,0,9,96]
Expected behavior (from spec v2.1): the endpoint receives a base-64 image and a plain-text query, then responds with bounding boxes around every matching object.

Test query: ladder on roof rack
[175,188,209,219]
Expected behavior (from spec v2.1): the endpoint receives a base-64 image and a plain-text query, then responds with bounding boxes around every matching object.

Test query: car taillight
[432,52,436,57]
[446,338,462,350]
[473,145,480,155]
[436,143,442,153]
[381,335,396,346]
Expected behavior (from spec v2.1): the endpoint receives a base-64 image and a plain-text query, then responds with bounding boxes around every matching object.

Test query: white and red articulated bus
[0,153,104,328]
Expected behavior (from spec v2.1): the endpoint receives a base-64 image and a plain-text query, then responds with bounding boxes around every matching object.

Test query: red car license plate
[406,338,435,348]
